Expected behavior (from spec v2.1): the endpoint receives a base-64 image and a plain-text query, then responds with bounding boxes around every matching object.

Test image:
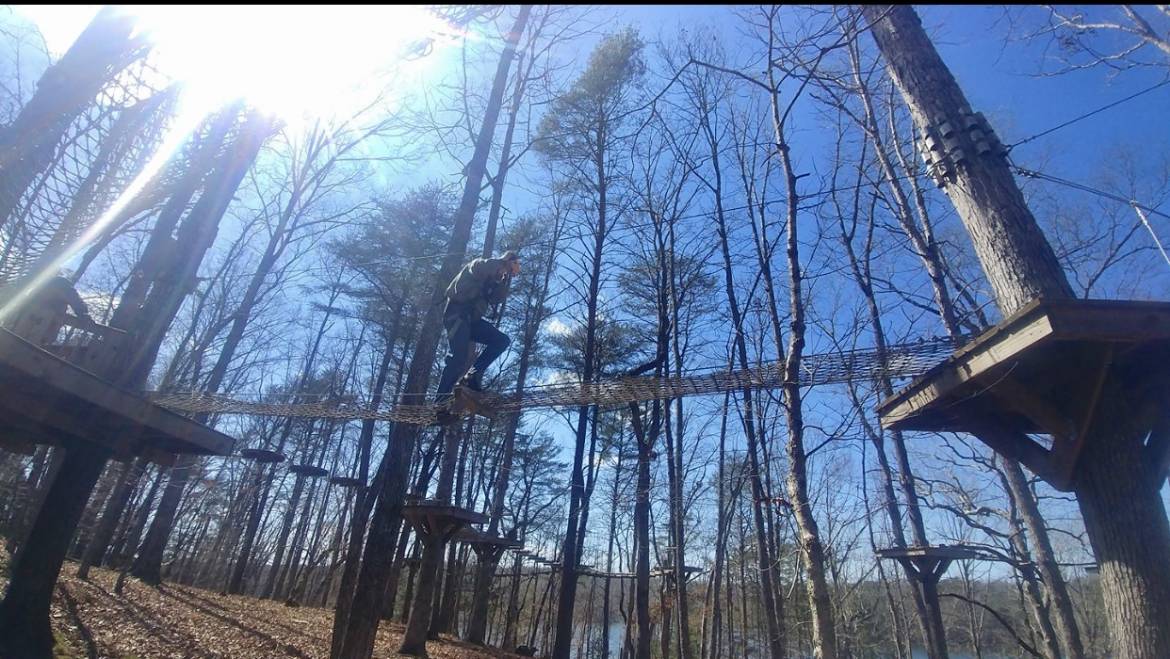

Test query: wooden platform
[454,527,522,550]
[580,568,636,579]
[401,498,487,542]
[875,544,990,562]
[289,464,328,477]
[0,328,234,460]
[877,298,1170,490]
[240,448,285,463]
[876,544,990,584]
[652,564,704,580]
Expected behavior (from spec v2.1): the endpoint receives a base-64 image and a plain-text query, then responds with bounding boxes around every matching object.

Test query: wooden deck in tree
[877,298,1170,489]
[876,544,990,584]
[0,328,234,459]
[454,527,522,550]
[652,564,704,579]
[875,544,990,562]
[401,498,488,542]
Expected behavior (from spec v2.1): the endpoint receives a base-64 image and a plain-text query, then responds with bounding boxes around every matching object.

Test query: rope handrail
[148,335,963,425]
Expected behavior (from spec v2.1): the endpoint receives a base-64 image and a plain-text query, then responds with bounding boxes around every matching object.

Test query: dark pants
[436,313,510,402]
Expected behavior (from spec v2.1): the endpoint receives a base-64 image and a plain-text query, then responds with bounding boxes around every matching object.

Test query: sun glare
[121,5,451,124]
[0,5,457,324]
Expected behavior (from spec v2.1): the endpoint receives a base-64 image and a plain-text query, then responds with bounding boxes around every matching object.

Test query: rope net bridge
[0,51,175,283]
[149,336,962,425]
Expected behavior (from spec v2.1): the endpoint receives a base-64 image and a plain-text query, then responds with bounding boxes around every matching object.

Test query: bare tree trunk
[503,552,524,650]
[230,309,334,595]
[383,522,414,621]
[767,66,838,659]
[132,455,190,584]
[705,394,732,659]
[831,128,950,659]
[600,451,623,658]
[630,402,655,659]
[999,457,1086,659]
[1003,498,1063,659]
[4,445,50,554]
[552,118,607,659]
[328,330,398,645]
[466,210,561,645]
[115,464,162,570]
[263,470,308,598]
[0,443,110,657]
[860,5,1072,311]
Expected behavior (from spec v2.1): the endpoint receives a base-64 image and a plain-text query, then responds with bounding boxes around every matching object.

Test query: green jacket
[444,257,512,320]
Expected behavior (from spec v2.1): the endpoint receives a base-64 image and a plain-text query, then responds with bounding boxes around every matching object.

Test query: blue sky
[20,5,1167,201]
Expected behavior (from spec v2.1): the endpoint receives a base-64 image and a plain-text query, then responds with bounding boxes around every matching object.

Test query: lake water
[585,623,1010,658]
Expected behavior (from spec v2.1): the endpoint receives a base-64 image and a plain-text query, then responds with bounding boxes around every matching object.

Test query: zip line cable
[1012,163,1170,223]
[1007,78,1170,152]
[1012,160,1170,270]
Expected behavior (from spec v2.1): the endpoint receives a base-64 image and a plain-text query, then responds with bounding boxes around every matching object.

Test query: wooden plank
[0,329,233,456]
[139,445,177,467]
[879,313,1054,429]
[0,406,66,447]
[876,545,988,561]
[880,379,956,430]
[1048,345,1115,487]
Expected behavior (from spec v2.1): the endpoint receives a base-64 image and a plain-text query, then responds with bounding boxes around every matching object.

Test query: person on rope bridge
[434,250,520,422]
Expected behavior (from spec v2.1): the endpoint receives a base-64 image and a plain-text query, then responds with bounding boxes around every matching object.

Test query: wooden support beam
[0,385,140,455]
[1050,344,1114,486]
[959,403,1064,488]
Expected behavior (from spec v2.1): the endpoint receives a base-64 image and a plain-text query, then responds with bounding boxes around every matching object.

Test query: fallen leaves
[44,564,522,659]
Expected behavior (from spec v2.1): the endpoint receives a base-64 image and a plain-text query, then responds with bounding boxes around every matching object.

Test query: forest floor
[1,549,520,659]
